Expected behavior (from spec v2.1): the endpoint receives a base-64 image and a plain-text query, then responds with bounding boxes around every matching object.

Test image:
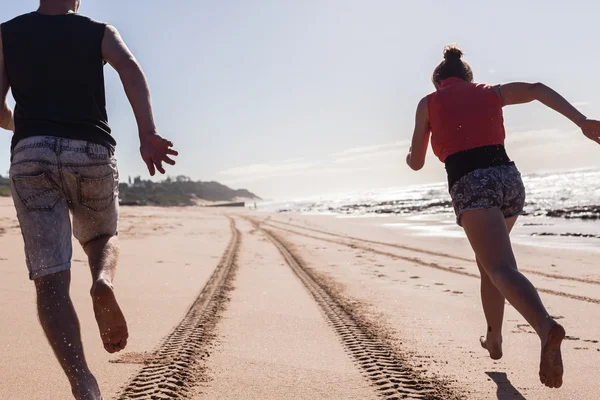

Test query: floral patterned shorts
[449,164,525,226]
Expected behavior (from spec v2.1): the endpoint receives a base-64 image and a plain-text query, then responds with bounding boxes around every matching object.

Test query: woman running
[406,45,600,389]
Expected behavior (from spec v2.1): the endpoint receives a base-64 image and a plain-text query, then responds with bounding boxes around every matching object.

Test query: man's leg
[81,235,128,353]
[35,271,101,400]
[9,141,103,398]
[477,215,519,360]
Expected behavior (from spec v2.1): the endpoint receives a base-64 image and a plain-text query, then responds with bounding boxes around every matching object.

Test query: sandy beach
[0,197,599,399]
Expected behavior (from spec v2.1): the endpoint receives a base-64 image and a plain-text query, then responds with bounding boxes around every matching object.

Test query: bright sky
[1,1,599,199]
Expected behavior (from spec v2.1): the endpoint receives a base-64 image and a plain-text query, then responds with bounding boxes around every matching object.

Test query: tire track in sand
[249,218,462,400]
[261,220,600,305]
[265,218,472,262]
[264,219,600,286]
[115,216,240,400]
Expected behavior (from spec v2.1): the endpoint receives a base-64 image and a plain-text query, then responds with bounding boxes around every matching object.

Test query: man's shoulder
[2,12,36,28]
[72,14,108,27]
[2,13,108,28]
[71,15,109,41]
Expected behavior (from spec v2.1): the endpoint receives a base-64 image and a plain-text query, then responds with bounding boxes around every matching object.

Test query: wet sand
[0,197,598,399]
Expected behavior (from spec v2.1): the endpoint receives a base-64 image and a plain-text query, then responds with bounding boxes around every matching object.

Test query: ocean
[259,167,600,250]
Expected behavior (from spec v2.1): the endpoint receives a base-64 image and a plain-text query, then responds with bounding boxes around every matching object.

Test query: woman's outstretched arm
[495,82,600,144]
[406,97,431,170]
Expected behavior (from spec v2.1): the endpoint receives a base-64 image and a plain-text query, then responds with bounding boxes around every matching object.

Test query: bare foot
[71,374,102,400]
[480,334,503,360]
[539,322,565,388]
[91,279,128,353]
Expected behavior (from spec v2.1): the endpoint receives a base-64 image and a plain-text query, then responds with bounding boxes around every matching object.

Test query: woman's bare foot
[91,278,128,353]
[480,333,503,360]
[539,322,565,388]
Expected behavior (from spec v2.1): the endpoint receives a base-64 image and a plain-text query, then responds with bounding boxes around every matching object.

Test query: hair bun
[443,45,463,61]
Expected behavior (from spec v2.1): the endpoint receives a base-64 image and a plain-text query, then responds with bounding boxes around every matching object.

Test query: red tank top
[427,77,506,162]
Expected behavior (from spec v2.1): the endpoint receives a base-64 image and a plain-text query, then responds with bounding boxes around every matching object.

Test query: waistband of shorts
[445,145,513,190]
[11,136,114,159]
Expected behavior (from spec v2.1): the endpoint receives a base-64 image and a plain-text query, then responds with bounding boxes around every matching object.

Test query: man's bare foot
[91,278,128,353]
[480,333,503,360]
[539,322,565,388]
[71,373,102,400]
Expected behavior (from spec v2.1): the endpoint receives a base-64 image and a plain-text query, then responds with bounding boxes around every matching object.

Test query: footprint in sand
[451,291,464,295]
[584,339,599,344]
[516,324,536,334]
[410,276,420,279]
[565,336,580,341]
[434,282,445,286]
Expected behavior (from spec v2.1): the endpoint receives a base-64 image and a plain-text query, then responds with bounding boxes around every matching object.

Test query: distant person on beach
[406,45,600,389]
[0,0,177,398]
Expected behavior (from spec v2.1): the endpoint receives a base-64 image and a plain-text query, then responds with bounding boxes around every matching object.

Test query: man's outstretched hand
[140,133,178,176]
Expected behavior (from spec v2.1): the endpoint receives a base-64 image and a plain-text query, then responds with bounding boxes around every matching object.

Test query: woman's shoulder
[472,81,495,89]
[473,82,501,97]
[466,83,501,107]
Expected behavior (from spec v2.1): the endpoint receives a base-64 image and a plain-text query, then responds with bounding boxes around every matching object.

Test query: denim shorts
[449,164,525,226]
[10,136,119,280]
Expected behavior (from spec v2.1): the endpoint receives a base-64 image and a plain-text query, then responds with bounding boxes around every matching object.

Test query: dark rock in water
[287,198,454,216]
[375,209,395,214]
[544,206,600,220]
[532,232,600,239]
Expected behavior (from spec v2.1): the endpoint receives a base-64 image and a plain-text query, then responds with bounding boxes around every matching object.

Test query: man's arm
[406,97,431,171]
[495,82,600,144]
[0,31,15,132]
[101,25,177,175]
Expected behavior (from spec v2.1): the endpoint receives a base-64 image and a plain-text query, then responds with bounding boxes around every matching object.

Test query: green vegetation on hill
[0,175,260,206]
[0,176,10,197]
[120,175,260,206]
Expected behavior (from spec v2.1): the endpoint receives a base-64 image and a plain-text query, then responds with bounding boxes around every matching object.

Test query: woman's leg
[461,208,564,388]
[478,215,518,360]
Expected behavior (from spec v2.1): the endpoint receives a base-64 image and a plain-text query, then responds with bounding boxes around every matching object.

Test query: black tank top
[1,12,115,153]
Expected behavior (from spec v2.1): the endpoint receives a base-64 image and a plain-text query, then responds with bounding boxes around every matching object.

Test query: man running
[0,0,177,398]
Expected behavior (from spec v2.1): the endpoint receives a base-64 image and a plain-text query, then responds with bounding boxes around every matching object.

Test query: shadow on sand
[486,372,527,400]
